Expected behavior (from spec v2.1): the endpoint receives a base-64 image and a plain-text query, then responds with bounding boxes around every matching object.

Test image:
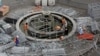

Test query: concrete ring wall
[16,11,77,42]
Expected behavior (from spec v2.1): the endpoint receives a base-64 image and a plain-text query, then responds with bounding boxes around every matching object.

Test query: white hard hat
[16,35,19,38]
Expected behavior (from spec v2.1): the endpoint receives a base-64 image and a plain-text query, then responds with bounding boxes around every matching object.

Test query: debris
[91,21,100,34]
[4,17,17,24]
[0,34,12,44]
[66,8,77,17]
[31,43,36,51]
[0,20,6,25]
[42,48,66,56]
[2,24,14,34]
[31,42,62,52]
[0,27,5,33]
[0,20,14,34]
[0,53,7,56]
[88,3,100,20]
[76,17,93,33]
[11,46,30,54]
[76,17,93,26]
[0,42,15,52]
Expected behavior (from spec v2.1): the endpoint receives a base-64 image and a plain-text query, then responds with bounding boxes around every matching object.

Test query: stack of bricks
[88,3,100,21]
[0,5,10,16]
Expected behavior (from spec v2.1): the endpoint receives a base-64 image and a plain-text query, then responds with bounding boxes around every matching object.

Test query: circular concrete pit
[16,11,77,41]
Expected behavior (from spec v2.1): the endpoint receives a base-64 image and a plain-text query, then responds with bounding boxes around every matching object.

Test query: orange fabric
[77,33,94,40]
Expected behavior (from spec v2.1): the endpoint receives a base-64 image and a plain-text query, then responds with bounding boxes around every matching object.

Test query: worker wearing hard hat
[59,36,64,41]
[23,23,28,35]
[55,25,65,41]
[55,25,61,31]
[61,17,68,35]
[14,35,19,46]
[61,17,67,29]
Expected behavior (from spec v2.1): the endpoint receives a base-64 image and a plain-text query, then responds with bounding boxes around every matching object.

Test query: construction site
[0,0,100,56]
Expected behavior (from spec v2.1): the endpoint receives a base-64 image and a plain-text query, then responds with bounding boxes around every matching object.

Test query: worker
[55,25,61,31]
[61,17,68,35]
[78,25,84,35]
[23,23,28,35]
[14,35,19,46]
[59,36,64,41]
[61,17,67,29]
[62,17,67,24]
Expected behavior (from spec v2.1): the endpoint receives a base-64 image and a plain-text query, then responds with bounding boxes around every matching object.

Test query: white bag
[48,0,55,6]
[42,0,47,6]
[35,0,41,6]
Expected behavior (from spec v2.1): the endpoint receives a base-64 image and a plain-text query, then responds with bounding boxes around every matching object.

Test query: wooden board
[0,5,9,16]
